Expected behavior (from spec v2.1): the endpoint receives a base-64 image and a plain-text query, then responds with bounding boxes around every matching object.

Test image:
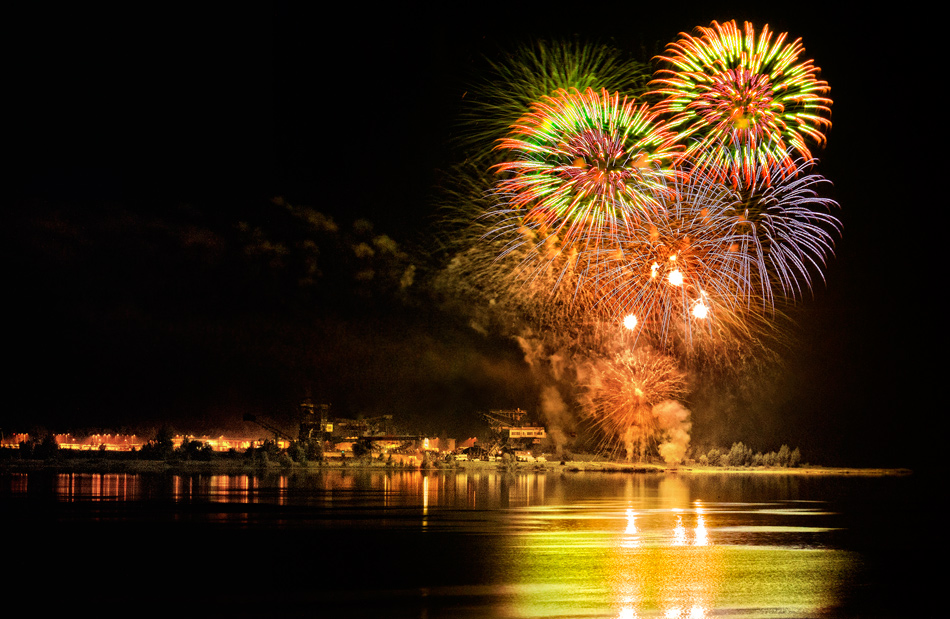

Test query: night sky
[6,3,930,468]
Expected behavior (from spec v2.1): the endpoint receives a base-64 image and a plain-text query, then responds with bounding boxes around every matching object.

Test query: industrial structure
[292,400,442,460]
[481,408,546,457]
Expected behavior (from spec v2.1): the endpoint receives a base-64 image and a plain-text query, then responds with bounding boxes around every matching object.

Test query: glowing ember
[691,301,709,319]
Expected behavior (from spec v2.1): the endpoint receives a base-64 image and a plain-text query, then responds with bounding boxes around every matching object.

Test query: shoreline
[0,457,913,477]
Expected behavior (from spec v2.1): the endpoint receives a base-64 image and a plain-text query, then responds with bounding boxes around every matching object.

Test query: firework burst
[649,20,832,188]
[587,158,839,351]
[580,348,688,461]
[434,160,610,355]
[588,169,750,350]
[492,87,682,253]
[722,157,841,306]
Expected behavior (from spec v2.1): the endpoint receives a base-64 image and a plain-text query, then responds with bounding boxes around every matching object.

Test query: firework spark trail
[480,86,684,315]
[436,192,609,355]
[649,20,832,188]
[586,169,751,349]
[456,39,650,165]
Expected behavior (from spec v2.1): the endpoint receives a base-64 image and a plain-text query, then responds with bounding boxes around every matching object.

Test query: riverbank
[0,455,913,477]
[461,459,913,476]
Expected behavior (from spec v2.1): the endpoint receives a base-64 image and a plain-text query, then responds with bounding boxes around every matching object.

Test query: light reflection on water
[0,469,919,617]
[485,476,856,618]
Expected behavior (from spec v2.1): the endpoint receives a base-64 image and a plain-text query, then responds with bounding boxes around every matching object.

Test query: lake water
[0,468,926,618]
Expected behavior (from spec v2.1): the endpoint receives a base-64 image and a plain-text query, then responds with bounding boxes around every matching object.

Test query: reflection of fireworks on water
[457,39,649,165]
[579,349,689,462]
[493,87,682,251]
[649,20,832,188]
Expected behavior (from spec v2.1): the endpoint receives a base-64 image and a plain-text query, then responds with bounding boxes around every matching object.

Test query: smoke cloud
[540,384,573,456]
[652,400,692,465]
[512,335,578,455]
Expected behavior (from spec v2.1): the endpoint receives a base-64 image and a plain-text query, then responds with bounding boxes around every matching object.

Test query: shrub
[35,434,61,460]
[789,447,802,468]
[177,438,213,461]
[726,442,752,467]
[303,439,324,462]
[141,426,175,460]
[18,439,35,459]
[498,452,519,472]
[352,439,373,459]
[287,441,307,464]
[777,445,791,467]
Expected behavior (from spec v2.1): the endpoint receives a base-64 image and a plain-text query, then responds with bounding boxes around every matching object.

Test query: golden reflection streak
[611,499,722,619]
[672,509,687,546]
[625,509,639,534]
[13,470,860,616]
[422,474,429,525]
[694,502,709,546]
[54,473,142,502]
[618,606,636,619]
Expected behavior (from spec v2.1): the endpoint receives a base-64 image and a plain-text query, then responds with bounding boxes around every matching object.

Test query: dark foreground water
[0,468,928,618]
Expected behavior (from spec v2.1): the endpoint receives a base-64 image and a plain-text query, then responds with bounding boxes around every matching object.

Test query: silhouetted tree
[352,439,373,460]
[141,426,175,460]
[726,442,753,466]
[35,434,61,460]
[177,438,213,461]
[303,439,324,462]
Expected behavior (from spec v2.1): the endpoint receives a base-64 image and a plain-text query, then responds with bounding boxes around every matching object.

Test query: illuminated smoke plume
[652,400,692,465]
[515,335,576,455]
[578,349,687,461]
[540,384,573,457]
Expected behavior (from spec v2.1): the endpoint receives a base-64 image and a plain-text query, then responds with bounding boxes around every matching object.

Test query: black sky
[5,3,931,468]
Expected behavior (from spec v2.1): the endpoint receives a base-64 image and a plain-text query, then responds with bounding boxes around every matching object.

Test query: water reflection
[489,475,858,618]
[610,505,723,619]
[0,469,888,617]
[53,472,141,501]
